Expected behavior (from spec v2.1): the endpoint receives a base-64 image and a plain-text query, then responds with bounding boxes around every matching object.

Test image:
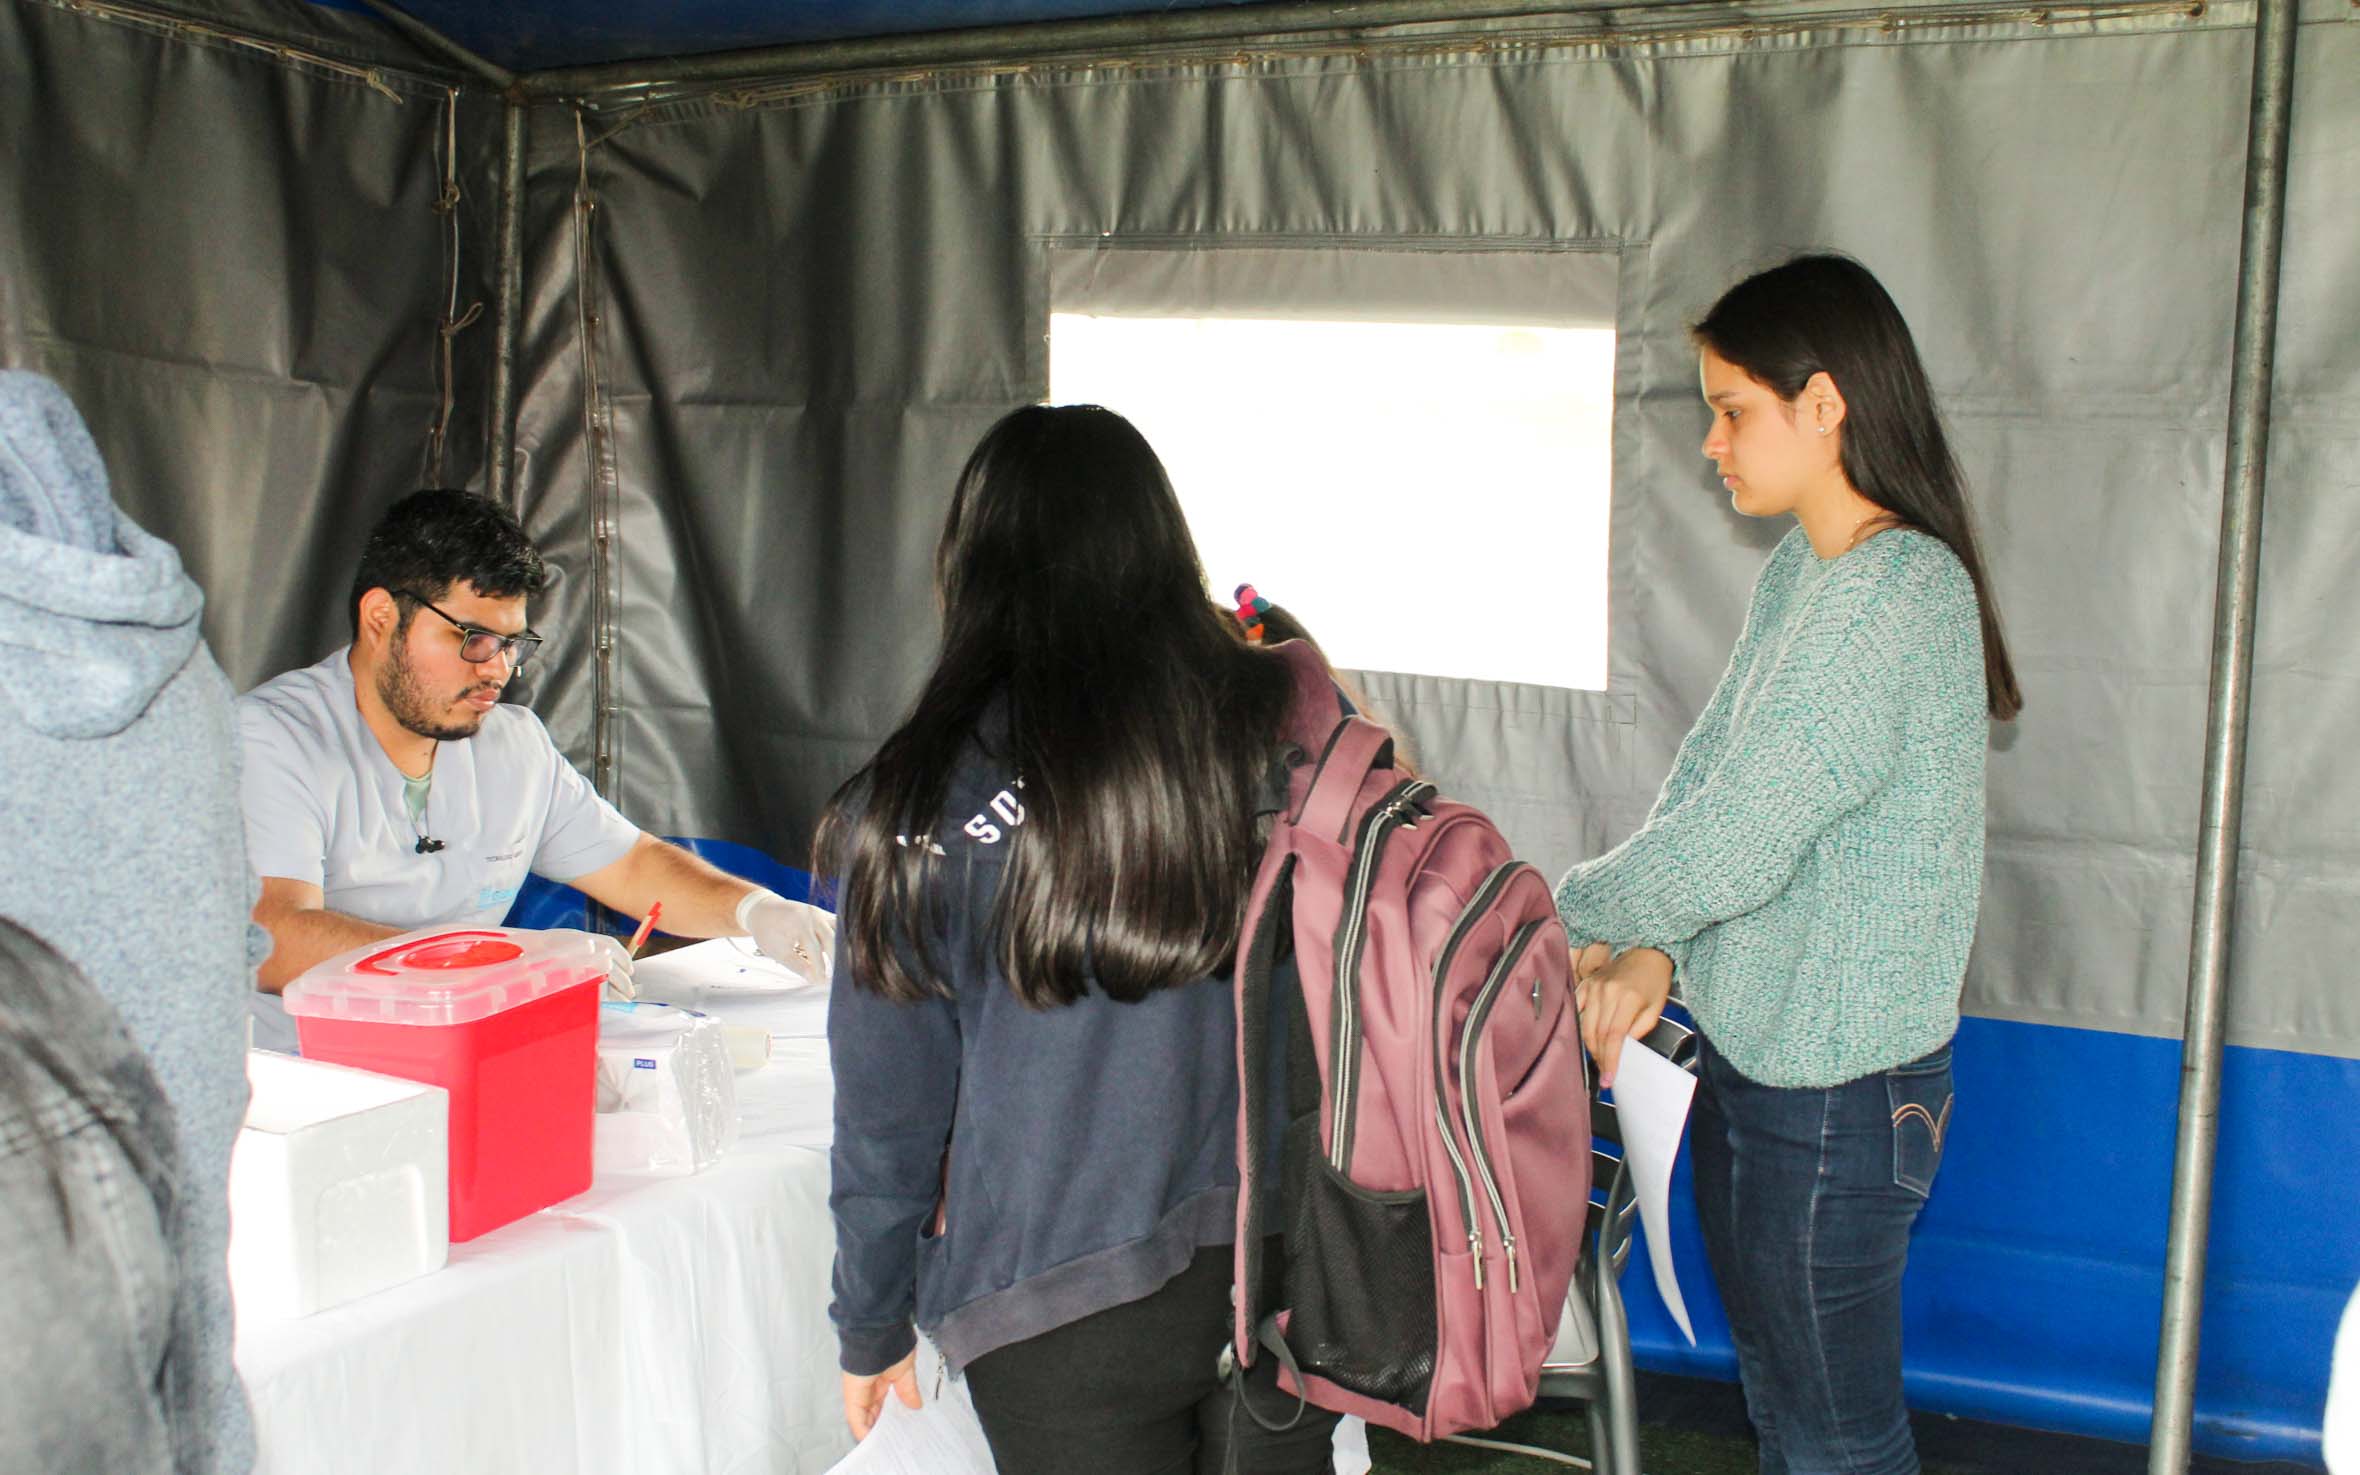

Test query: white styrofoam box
[228,1050,450,1322]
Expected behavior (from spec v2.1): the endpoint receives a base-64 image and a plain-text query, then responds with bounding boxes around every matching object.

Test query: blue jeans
[0,921,192,1475]
[1689,1036,1955,1475]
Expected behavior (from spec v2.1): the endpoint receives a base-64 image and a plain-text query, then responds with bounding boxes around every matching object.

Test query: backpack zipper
[1327,778,1437,1176]
[1459,916,1546,1295]
[1427,860,1527,1290]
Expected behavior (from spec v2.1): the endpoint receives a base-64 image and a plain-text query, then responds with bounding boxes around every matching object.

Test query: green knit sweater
[1555,526,1989,1088]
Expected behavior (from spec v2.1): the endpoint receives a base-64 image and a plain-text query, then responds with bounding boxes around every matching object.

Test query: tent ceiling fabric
[329,0,1264,71]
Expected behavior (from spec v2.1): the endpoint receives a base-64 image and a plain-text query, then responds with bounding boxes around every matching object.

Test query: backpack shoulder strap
[1263,640,1395,842]
[1269,639,1345,757]
[1299,718,1394,843]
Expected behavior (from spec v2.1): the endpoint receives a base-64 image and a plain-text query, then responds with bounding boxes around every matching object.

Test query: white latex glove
[550,928,636,1001]
[736,889,836,986]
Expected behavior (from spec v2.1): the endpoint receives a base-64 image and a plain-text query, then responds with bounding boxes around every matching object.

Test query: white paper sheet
[1607,1042,1700,1344]
[632,942,833,1036]
[824,1341,997,1475]
[823,1337,1375,1475]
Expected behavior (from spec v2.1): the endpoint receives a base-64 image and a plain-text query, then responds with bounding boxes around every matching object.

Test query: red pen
[627,901,662,958]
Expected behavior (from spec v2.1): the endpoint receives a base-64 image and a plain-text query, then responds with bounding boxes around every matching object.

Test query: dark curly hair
[347,489,547,637]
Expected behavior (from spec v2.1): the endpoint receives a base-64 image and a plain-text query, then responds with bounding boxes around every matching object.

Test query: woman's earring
[1818,425,1830,435]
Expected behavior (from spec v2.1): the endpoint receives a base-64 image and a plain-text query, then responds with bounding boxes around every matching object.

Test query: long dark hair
[817,405,1296,1008]
[1693,254,2023,721]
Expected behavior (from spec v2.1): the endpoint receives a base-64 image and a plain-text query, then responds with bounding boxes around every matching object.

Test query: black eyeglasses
[394,591,545,672]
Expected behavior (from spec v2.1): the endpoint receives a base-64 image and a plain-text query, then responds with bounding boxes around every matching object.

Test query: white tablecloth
[237,943,850,1475]
[236,940,1369,1475]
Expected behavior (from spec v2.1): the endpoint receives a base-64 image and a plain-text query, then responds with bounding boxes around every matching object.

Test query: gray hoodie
[0,370,259,1474]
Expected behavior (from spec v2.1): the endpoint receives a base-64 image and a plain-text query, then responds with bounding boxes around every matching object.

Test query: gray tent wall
[507,1,2359,1456]
[0,0,505,689]
[7,0,2357,1461]
[523,0,2360,1059]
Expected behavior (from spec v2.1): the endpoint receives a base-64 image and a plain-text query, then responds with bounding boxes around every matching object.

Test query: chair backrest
[1584,1015,1701,1280]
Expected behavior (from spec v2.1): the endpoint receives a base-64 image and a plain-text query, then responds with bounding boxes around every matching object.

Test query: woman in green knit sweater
[1556,255,2022,1475]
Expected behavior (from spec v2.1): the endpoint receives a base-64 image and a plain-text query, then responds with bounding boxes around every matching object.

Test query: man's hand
[738,890,837,986]
[549,929,636,1000]
[842,1352,921,1440]
[1574,946,1674,1090]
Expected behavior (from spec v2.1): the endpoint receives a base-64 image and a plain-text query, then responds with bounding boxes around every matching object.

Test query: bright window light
[1049,314,1614,691]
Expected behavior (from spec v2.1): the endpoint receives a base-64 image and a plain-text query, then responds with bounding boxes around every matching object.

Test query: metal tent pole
[487,100,528,510]
[2146,0,2300,1466]
[354,0,515,90]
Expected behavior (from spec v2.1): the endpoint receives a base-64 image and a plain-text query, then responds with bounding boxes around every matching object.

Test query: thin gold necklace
[1845,509,1902,552]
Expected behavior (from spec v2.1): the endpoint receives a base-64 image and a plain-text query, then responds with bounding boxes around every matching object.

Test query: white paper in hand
[825,1342,997,1475]
[1608,1041,1700,1344]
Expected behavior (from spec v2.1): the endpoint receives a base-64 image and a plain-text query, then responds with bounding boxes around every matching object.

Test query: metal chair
[1534,1014,1701,1475]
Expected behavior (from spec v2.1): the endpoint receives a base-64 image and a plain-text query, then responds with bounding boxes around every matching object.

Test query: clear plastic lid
[596,999,711,1050]
[283,927,611,1028]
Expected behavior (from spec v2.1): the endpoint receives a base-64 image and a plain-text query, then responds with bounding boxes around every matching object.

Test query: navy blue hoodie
[827,719,1246,1376]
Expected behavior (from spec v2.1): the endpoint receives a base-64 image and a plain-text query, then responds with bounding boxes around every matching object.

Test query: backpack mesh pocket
[1281,1118,1438,1413]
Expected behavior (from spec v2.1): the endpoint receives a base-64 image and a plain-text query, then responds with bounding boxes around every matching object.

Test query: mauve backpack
[1230,641,1592,1442]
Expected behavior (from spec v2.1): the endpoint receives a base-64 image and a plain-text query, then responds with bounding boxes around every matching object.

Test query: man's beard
[378,637,498,742]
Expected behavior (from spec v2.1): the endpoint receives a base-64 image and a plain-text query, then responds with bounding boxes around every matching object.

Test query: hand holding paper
[1607,1041,1700,1344]
[1576,945,1673,1088]
[842,1350,922,1442]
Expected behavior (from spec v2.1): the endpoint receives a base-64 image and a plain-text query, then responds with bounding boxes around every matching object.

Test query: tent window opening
[1045,248,1616,693]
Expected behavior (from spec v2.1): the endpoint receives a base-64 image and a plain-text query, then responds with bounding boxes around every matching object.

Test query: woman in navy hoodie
[823,405,1340,1473]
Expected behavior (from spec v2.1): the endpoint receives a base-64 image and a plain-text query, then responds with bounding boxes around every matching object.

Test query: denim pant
[0,924,190,1475]
[1690,1035,1955,1475]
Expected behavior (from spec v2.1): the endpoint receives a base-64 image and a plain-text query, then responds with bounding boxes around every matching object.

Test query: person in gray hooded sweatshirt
[0,916,196,1474]
[0,370,258,1473]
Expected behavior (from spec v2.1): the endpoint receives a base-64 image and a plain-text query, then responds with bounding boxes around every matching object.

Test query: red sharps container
[284,927,606,1241]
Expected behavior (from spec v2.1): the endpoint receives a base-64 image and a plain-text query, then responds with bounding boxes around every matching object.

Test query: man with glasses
[237,489,831,1049]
